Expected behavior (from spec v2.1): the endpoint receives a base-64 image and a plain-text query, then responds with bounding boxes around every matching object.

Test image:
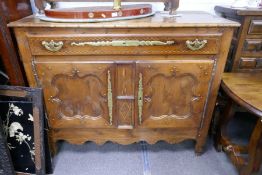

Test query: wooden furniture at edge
[215,73,262,175]
[0,0,32,85]
[214,6,262,72]
[8,11,239,155]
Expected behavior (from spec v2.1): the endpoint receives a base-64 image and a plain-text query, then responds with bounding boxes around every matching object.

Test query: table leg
[215,99,236,152]
[240,119,262,175]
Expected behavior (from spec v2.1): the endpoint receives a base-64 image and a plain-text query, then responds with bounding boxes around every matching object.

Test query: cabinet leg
[195,144,204,156]
[49,139,58,156]
[48,132,58,156]
[253,141,262,172]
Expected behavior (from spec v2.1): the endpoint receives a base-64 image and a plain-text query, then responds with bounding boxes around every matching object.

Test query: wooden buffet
[8,11,239,155]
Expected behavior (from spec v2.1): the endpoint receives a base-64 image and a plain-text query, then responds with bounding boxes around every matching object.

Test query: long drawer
[27,34,222,55]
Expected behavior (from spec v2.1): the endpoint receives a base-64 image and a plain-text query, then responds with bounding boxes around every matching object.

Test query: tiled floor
[52,139,238,175]
[51,114,261,175]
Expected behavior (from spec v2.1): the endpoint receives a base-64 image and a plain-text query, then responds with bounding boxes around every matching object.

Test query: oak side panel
[195,28,234,153]
[13,28,37,87]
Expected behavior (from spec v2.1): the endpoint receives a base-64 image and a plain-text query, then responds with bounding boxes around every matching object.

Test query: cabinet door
[136,60,214,128]
[34,60,115,129]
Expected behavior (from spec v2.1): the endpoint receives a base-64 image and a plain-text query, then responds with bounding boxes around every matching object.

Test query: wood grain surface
[222,73,262,116]
[0,0,32,85]
[10,12,238,155]
[216,73,262,175]
[215,6,262,72]
[8,11,240,28]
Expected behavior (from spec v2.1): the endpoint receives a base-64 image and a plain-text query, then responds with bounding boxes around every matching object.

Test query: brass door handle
[138,73,143,125]
[107,70,113,125]
[42,40,63,52]
[186,39,207,51]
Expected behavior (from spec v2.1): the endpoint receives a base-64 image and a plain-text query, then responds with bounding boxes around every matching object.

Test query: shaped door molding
[136,59,215,128]
[34,60,115,129]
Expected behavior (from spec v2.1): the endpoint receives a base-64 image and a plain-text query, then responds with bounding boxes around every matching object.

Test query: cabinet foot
[214,143,223,152]
[49,139,58,156]
[50,141,57,156]
[195,144,204,156]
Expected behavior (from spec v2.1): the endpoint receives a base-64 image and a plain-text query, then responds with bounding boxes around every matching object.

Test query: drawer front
[239,57,262,70]
[248,20,262,35]
[239,57,257,69]
[27,34,221,55]
[243,39,262,52]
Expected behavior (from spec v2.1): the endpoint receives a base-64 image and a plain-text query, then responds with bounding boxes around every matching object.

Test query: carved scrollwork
[143,73,201,120]
[50,71,106,120]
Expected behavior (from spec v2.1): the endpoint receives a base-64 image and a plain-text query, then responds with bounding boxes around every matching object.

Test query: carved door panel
[136,60,215,128]
[34,60,115,129]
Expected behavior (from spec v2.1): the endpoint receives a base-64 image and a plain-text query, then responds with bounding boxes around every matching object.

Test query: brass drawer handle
[186,39,207,51]
[107,70,113,125]
[71,40,175,47]
[138,73,143,125]
[42,40,63,52]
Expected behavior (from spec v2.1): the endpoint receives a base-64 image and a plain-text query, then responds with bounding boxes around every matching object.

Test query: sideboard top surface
[8,11,240,28]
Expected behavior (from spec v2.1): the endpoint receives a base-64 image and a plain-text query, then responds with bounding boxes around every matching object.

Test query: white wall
[178,0,235,14]
[32,0,236,14]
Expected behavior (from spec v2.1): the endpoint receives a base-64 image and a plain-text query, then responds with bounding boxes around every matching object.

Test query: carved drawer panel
[239,58,257,69]
[135,59,215,128]
[248,19,262,35]
[243,39,262,53]
[116,100,134,129]
[33,60,116,129]
[27,34,221,56]
[239,57,262,70]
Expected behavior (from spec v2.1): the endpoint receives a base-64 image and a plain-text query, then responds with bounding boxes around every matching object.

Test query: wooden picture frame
[0,86,45,175]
